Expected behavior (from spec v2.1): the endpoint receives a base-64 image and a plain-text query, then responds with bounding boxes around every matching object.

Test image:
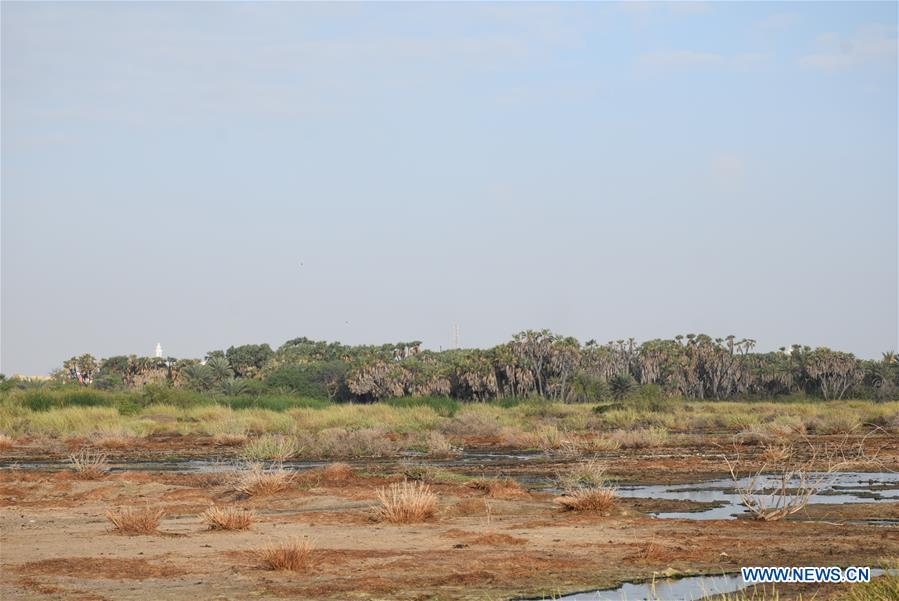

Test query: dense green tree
[225,344,274,378]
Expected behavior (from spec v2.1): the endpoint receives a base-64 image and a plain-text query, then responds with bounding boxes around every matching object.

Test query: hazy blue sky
[2,2,897,375]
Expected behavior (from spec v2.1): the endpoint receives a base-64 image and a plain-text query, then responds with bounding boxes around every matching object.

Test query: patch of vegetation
[105,506,165,535]
[375,480,437,523]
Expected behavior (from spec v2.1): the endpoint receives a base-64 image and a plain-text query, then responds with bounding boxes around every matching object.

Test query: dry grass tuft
[556,459,609,491]
[468,477,523,498]
[214,433,248,447]
[637,541,666,562]
[760,444,793,464]
[554,485,617,513]
[69,449,109,479]
[105,506,165,534]
[423,431,461,457]
[258,537,315,571]
[235,463,294,497]
[842,560,898,601]
[94,435,132,449]
[375,480,437,523]
[242,434,297,462]
[320,462,353,481]
[0,434,14,450]
[531,425,566,451]
[577,436,622,453]
[200,505,255,531]
[441,411,501,437]
[609,427,669,449]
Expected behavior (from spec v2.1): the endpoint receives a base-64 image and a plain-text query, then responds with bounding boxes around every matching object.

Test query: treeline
[44,331,899,402]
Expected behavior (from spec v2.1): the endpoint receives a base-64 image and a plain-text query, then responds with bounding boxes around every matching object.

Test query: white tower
[155,343,163,358]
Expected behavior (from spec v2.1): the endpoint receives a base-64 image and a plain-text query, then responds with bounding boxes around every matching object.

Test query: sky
[2,2,897,375]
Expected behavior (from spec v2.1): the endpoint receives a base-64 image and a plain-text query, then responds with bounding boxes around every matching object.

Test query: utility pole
[453,324,460,349]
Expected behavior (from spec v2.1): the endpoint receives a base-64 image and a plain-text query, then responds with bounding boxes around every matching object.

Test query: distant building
[155,343,163,358]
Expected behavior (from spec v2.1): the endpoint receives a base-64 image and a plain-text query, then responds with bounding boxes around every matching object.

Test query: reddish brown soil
[1,435,897,600]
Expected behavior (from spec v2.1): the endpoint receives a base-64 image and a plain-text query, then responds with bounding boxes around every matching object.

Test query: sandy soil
[1,436,897,600]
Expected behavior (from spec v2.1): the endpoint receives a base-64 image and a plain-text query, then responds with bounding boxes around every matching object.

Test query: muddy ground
[1,434,897,600]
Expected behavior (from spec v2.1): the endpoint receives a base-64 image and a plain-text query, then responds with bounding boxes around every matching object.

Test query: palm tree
[206,356,234,382]
[182,364,215,392]
[609,373,634,401]
[219,378,249,396]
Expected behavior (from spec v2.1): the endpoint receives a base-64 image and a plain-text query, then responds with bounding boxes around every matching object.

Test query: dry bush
[105,506,165,534]
[468,477,523,498]
[554,486,617,513]
[258,537,315,571]
[609,427,668,449]
[242,434,297,462]
[556,459,609,492]
[69,449,109,479]
[236,463,294,496]
[375,480,437,523]
[200,505,254,531]
[724,436,867,521]
[423,431,461,457]
[0,434,14,450]
[320,462,353,480]
[441,411,501,437]
[214,433,248,446]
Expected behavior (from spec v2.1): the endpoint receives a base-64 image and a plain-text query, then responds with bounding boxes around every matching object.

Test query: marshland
[1,333,897,600]
[4,2,898,600]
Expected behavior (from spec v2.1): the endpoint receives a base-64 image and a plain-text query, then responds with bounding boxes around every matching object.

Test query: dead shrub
[724,436,867,521]
[200,505,255,531]
[0,434,14,450]
[554,486,617,513]
[468,477,523,498]
[258,537,315,571]
[375,480,437,523]
[69,449,109,479]
[320,462,353,481]
[105,506,165,535]
[236,463,293,497]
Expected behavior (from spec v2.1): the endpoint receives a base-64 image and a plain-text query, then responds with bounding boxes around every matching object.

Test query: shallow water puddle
[531,573,744,600]
[526,569,893,601]
[615,472,899,520]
